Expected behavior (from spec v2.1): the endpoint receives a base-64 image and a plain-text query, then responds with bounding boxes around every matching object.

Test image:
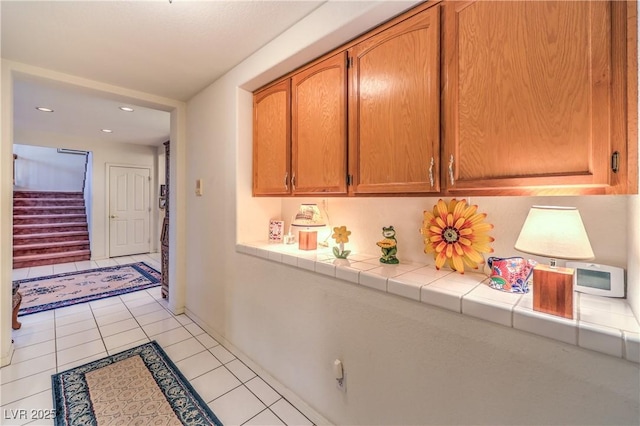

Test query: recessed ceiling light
[36,107,54,112]
[101,129,113,133]
[119,106,134,112]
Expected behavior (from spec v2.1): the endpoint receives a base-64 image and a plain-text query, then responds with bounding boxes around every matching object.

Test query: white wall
[185,1,639,424]
[13,144,86,191]
[14,129,159,260]
[629,196,640,320]
[279,195,628,269]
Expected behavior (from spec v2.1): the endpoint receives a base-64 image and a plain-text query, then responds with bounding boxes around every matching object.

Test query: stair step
[13,198,85,207]
[14,243,90,257]
[14,214,86,219]
[13,249,90,259]
[13,250,91,269]
[13,191,83,199]
[12,190,91,268]
[13,222,88,235]
[14,231,89,244]
[14,214,87,224]
[13,206,86,215]
[14,239,90,251]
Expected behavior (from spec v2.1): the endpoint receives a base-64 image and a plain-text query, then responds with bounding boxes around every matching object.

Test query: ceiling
[2,0,324,146]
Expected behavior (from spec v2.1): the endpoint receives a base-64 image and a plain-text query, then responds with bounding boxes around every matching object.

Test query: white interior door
[109,165,151,257]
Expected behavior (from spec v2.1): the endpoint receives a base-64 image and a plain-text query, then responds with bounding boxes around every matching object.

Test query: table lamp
[291,203,326,250]
[514,206,594,319]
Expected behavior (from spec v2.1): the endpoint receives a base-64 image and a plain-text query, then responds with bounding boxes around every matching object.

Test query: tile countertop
[237,242,640,364]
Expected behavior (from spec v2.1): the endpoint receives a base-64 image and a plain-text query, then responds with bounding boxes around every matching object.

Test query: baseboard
[1,341,15,367]
[184,307,332,426]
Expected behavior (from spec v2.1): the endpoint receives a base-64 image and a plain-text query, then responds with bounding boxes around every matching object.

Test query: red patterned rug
[15,262,161,316]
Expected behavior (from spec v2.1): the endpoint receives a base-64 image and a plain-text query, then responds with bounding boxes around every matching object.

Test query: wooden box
[533,264,574,319]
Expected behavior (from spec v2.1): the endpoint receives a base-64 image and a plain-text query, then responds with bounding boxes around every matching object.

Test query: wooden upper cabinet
[442,0,629,194]
[291,52,348,195]
[253,80,291,196]
[348,5,441,194]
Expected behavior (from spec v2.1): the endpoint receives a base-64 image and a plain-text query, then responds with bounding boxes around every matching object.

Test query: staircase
[13,191,91,269]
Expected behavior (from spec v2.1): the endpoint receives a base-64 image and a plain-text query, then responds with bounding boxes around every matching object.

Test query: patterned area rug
[52,341,223,426]
[15,262,161,316]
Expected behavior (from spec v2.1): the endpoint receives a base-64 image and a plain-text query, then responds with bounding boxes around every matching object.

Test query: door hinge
[346,174,353,186]
[611,151,620,173]
[346,57,353,68]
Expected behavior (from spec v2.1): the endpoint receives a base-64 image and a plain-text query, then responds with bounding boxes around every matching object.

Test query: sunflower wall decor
[419,199,494,273]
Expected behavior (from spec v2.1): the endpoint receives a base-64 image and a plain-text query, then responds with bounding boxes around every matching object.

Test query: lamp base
[298,230,318,250]
[533,264,574,319]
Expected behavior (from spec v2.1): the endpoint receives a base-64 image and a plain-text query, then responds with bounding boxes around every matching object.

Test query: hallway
[2,254,314,425]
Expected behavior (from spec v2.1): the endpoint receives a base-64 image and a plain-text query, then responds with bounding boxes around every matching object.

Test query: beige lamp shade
[291,203,326,228]
[514,206,594,260]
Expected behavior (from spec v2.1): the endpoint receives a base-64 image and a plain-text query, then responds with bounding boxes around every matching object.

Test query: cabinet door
[253,80,291,196]
[292,52,347,195]
[442,1,617,194]
[348,6,440,194]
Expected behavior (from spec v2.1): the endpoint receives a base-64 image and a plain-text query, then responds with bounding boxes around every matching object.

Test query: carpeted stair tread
[13,249,91,261]
[13,198,85,207]
[13,191,83,199]
[14,240,90,250]
[13,253,92,269]
[13,222,88,230]
[14,206,87,213]
[14,230,89,240]
[14,213,86,220]
[13,190,91,268]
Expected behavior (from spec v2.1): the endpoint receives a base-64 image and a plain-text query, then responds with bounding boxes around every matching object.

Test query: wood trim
[627,1,638,194]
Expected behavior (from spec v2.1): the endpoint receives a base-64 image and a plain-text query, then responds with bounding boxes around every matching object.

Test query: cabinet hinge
[346,57,353,68]
[611,151,620,173]
[346,174,353,186]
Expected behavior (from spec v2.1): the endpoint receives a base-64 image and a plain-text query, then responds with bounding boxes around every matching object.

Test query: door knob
[110,215,118,219]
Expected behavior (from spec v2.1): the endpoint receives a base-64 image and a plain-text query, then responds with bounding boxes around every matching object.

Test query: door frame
[3,61,187,368]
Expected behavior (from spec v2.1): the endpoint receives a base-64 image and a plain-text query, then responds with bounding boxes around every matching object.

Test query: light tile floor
[2,254,314,426]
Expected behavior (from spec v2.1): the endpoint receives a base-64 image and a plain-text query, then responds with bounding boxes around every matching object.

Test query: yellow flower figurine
[419,199,494,273]
[332,226,352,259]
